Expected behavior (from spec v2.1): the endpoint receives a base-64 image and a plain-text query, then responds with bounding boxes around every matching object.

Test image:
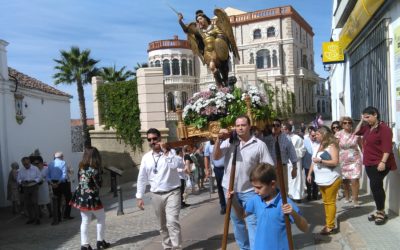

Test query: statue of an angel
[178,9,240,88]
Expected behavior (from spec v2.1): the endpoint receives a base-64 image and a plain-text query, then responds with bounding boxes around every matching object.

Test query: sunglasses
[272,123,281,128]
[147,137,159,142]
[332,126,340,129]
[342,121,352,125]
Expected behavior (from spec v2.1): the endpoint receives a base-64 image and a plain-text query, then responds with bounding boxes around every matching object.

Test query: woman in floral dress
[335,116,363,207]
[70,147,110,250]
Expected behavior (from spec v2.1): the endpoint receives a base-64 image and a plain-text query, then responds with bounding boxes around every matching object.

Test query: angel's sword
[165,2,179,15]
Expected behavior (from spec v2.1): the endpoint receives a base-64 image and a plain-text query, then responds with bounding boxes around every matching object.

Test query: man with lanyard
[213,115,274,250]
[136,128,182,250]
[18,157,42,225]
[204,139,226,215]
[47,151,73,225]
[263,118,298,193]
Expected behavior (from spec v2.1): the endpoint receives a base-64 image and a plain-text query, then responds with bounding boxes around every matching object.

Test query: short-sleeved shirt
[204,141,225,167]
[220,136,274,192]
[244,192,300,250]
[356,122,396,169]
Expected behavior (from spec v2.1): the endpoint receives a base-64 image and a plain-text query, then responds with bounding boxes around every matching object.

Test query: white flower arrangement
[183,84,270,128]
[183,84,234,118]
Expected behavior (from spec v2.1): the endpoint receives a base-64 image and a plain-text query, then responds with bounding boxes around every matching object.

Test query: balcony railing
[164,75,197,85]
[148,39,190,52]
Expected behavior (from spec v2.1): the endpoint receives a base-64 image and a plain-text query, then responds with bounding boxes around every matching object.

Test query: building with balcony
[314,77,331,119]
[147,5,319,123]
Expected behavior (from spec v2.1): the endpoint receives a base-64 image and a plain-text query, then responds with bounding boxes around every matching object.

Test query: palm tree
[53,46,99,147]
[99,65,134,83]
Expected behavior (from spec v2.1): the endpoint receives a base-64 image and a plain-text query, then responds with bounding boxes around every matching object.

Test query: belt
[153,187,180,195]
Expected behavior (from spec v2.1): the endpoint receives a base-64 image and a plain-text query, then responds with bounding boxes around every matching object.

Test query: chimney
[0,39,9,81]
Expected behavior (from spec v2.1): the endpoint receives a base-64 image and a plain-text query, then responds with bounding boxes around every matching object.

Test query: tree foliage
[96,79,142,150]
[53,46,99,147]
[99,65,134,83]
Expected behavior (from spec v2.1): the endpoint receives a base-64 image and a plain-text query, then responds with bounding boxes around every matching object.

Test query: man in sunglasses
[136,128,183,250]
[263,119,298,193]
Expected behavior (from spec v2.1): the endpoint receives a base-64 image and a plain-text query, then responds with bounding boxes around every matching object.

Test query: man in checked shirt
[136,128,183,250]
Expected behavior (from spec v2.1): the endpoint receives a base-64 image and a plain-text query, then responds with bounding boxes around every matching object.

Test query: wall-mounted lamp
[24,102,28,108]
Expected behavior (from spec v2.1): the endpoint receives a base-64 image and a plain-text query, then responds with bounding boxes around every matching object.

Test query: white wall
[0,81,81,206]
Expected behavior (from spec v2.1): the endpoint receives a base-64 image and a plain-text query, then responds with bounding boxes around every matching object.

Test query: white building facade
[314,77,332,119]
[148,6,319,124]
[328,0,400,214]
[0,39,81,206]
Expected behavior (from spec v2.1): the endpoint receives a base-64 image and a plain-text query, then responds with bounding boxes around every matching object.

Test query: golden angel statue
[178,9,240,88]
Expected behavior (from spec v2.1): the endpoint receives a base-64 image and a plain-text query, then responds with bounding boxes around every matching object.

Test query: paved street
[1,180,400,250]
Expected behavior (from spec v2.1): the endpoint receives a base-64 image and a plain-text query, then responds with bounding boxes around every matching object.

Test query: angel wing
[186,22,205,64]
[214,8,240,61]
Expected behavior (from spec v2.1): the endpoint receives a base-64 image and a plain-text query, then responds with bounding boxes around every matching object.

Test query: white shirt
[313,145,341,186]
[136,150,181,199]
[220,136,274,192]
[17,165,41,184]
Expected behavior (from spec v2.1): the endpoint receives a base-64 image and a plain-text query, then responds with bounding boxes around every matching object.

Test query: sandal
[368,212,377,221]
[320,226,337,235]
[374,211,388,225]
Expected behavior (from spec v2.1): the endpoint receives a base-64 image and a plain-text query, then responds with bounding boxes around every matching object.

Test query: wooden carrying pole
[275,139,294,250]
[221,144,238,250]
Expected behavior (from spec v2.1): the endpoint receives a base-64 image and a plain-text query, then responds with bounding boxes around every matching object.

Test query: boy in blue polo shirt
[228,163,309,250]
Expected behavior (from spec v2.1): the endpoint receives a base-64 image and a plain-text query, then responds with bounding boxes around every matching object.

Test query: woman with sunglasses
[354,106,397,225]
[307,126,341,235]
[331,121,341,134]
[335,117,362,207]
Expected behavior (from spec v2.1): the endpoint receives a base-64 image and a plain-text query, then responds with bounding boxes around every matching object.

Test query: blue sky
[0,0,332,118]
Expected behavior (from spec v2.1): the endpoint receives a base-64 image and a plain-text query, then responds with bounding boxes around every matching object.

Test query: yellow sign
[322,41,344,63]
[339,0,384,50]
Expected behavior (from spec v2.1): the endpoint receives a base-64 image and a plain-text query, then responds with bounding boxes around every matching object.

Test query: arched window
[272,50,278,67]
[172,59,180,75]
[167,92,175,112]
[155,60,161,67]
[317,100,321,113]
[267,27,275,37]
[253,29,261,39]
[150,62,154,67]
[162,59,170,75]
[256,49,271,69]
[189,60,193,76]
[181,59,188,75]
[182,92,188,107]
[322,100,326,113]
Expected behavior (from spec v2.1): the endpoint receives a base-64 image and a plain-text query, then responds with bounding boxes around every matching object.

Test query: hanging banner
[339,0,384,50]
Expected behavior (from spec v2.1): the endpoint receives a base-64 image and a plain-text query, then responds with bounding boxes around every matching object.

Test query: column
[136,67,169,140]
[91,76,104,130]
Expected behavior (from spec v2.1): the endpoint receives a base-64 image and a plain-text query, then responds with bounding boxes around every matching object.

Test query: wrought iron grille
[349,19,390,123]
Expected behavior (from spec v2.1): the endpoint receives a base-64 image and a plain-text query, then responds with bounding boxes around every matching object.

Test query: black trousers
[180,179,186,204]
[365,165,390,211]
[305,168,318,198]
[213,167,226,209]
[51,181,72,220]
[23,185,39,221]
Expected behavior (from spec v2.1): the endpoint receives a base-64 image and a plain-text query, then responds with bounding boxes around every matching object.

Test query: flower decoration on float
[183,84,269,129]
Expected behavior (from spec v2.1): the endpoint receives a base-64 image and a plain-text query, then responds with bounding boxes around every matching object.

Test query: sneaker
[343,199,352,204]
[352,202,361,208]
[220,208,226,215]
